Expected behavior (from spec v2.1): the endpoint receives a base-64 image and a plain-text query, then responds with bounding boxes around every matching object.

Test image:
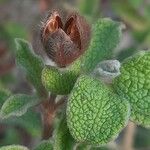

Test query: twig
[41,93,57,139]
[41,93,67,139]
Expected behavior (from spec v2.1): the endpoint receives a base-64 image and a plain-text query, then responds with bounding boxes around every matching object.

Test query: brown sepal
[41,10,91,67]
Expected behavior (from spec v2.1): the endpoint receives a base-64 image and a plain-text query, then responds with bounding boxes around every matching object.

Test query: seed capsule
[41,11,91,67]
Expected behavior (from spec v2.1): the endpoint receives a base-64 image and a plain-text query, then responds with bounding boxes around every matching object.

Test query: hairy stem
[41,93,57,140]
[41,94,67,139]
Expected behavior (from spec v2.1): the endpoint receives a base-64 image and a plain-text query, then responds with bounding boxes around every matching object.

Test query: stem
[41,93,57,140]
[122,121,136,150]
[41,94,67,140]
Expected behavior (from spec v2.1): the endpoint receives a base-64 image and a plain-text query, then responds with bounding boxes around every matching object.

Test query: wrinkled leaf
[54,115,75,150]
[42,60,80,95]
[0,94,38,119]
[81,18,122,73]
[67,75,130,145]
[15,38,47,98]
[0,145,29,150]
[34,140,53,150]
[93,60,121,83]
[114,50,150,127]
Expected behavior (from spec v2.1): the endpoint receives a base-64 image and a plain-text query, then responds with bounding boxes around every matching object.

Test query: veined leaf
[81,18,122,73]
[114,50,150,127]
[0,94,38,119]
[0,145,29,150]
[42,60,80,95]
[34,140,53,150]
[15,38,47,98]
[54,115,75,150]
[67,75,130,145]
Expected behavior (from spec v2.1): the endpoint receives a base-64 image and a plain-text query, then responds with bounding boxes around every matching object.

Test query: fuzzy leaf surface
[114,51,150,127]
[0,86,11,108]
[67,75,130,145]
[81,18,122,73]
[0,94,37,119]
[0,145,29,150]
[42,63,80,95]
[15,38,47,98]
[34,140,53,150]
[0,110,42,137]
[54,116,75,150]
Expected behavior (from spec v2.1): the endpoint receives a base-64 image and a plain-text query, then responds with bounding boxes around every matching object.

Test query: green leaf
[15,110,42,137]
[0,94,37,119]
[42,63,80,95]
[34,140,53,150]
[81,18,122,73]
[0,110,42,137]
[54,115,75,150]
[114,50,150,127]
[0,86,11,108]
[90,146,109,150]
[134,126,150,148]
[0,145,29,150]
[0,128,21,146]
[76,143,91,150]
[15,38,47,98]
[67,75,130,145]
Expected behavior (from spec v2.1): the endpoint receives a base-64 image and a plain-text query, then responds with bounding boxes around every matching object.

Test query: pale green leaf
[0,110,42,137]
[114,50,150,127]
[67,75,130,145]
[54,115,75,150]
[0,145,29,150]
[81,18,122,73]
[0,94,37,119]
[42,62,80,95]
[0,86,11,108]
[34,140,53,150]
[15,38,47,98]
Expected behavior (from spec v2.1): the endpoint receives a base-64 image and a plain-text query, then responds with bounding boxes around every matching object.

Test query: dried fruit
[41,11,91,67]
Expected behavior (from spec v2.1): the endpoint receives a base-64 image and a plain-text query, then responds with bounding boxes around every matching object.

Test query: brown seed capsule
[41,11,91,67]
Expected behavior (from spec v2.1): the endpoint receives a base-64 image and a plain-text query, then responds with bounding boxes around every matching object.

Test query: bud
[41,11,91,67]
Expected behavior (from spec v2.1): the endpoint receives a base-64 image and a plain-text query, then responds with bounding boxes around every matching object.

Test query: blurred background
[0,0,150,149]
